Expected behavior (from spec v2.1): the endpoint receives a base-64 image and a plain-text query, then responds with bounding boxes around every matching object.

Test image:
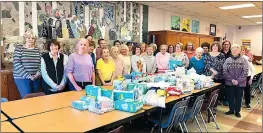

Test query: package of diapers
[72,101,89,111]
[114,99,144,113]
[85,85,102,100]
[113,90,135,101]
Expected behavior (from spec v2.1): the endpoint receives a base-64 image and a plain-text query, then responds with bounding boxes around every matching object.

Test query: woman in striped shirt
[13,31,41,98]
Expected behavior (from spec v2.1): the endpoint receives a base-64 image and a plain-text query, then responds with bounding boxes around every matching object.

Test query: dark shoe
[223,101,229,106]
[235,113,241,118]
[246,104,252,110]
[225,111,234,115]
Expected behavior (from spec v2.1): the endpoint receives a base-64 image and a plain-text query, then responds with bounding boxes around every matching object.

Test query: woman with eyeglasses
[170,42,189,68]
[13,31,41,98]
[156,44,170,73]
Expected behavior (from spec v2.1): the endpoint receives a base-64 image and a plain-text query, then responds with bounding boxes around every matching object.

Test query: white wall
[148,7,227,38]
[232,25,262,56]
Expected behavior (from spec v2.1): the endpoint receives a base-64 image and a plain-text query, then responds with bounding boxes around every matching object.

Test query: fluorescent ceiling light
[219,3,255,10]
[242,15,262,18]
[256,22,262,24]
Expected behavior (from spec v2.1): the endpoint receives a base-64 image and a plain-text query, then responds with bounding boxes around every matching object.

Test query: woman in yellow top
[96,48,115,86]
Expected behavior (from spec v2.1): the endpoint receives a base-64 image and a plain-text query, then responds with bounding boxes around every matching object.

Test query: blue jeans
[14,79,40,98]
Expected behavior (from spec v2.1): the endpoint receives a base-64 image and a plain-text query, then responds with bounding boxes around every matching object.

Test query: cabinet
[148,30,215,50]
[1,68,21,101]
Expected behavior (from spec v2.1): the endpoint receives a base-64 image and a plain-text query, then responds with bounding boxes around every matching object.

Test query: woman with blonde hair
[110,46,127,78]
[67,38,95,91]
[140,42,147,56]
[13,30,42,98]
[119,44,131,74]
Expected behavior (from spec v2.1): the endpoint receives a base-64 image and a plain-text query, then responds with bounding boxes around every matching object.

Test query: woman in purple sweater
[67,38,95,91]
[223,44,248,118]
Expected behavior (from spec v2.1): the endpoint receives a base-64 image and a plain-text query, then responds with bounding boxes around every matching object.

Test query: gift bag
[169,60,183,70]
[114,99,144,113]
[166,86,182,96]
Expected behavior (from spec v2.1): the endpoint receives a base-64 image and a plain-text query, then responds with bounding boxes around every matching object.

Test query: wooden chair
[108,125,124,133]
[23,92,46,99]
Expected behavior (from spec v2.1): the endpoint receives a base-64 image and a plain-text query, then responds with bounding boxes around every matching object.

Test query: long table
[1,113,8,122]
[2,84,220,132]
[1,91,84,119]
[1,121,19,132]
[13,107,144,132]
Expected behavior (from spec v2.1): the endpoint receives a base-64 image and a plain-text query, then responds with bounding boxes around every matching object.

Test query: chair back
[190,94,206,118]
[252,73,262,87]
[23,92,46,99]
[205,89,220,110]
[167,97,190,126]
[108,125,124,133]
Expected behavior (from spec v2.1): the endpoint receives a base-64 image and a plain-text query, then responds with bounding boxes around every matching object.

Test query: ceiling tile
[226,7,262,16]
[246,17,262,22]
[252,2,262,8]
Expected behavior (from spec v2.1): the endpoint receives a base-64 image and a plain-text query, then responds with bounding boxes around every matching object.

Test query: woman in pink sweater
[156,44,170,73]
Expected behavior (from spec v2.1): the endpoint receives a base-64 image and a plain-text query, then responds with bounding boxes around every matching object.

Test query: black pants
[69,81,92,91]
[43,88,68,95]
[244,76,251,105]
[214,79,227,102]
[227,85,244,113]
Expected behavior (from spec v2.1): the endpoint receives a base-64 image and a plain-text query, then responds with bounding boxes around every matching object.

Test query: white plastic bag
[144,90,166,108]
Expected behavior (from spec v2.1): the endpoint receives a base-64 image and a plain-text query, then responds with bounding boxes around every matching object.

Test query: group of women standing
[13,31,255,118]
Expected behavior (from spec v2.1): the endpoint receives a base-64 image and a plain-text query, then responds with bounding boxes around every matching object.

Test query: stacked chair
[202,89,220,130]
[251,73,262,108]
[148,97,190,133]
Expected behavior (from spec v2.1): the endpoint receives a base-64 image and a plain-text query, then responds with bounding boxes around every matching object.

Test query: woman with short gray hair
[223,44,248,118]
[189,47,205,75]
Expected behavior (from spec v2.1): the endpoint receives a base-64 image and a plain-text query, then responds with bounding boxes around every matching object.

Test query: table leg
[158,108,163,133]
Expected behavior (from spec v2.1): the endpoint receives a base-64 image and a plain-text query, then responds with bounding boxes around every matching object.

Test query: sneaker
[235,113,241,118]
[246,104,252,110]
[225,111,234,115]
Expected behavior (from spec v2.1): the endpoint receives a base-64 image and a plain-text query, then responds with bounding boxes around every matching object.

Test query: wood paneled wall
[148,30,215,50]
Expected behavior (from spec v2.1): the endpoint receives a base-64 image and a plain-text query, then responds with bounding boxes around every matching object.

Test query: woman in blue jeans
[13,31,41,98]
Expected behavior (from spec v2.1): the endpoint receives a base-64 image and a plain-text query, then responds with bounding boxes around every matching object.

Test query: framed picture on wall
[209,24,216,36]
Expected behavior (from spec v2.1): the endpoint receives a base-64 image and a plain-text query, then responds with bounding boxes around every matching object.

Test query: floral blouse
[204,52,225,80]
[170,52,189,68]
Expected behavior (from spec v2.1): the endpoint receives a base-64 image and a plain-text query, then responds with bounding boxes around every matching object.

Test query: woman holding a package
[223,44,248,118]
[170,42,189,68]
